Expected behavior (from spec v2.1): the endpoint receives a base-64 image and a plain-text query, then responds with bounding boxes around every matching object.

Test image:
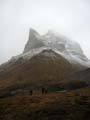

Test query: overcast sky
[0,0,90,64]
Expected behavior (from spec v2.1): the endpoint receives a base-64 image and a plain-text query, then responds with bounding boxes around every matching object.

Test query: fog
[0,0,90,64]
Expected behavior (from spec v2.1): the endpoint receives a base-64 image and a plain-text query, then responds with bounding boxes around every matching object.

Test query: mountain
[1,28,88,70]
[0,28,90,91]
[0,29,90,120]
[23,28,90,67]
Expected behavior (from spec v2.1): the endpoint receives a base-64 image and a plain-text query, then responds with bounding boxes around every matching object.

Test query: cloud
[0,0,90,64]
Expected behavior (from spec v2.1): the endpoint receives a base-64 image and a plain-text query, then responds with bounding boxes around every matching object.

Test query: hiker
[42,87,45,94]
[41,87,48,94]
[45,88,48,94]
[30,90,33,95]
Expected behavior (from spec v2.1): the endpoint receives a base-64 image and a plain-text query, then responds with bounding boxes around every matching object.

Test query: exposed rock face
[23,28,45,53]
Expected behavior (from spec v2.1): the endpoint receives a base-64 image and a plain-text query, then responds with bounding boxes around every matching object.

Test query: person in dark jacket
[30,90,33,95]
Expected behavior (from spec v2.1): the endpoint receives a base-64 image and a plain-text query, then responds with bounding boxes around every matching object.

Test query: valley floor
[0,87,90,120]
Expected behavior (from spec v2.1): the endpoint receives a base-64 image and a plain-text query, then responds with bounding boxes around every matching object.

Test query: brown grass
[0,87,90,120]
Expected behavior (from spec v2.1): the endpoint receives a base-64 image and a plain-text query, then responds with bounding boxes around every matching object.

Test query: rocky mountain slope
[0,49,73,90]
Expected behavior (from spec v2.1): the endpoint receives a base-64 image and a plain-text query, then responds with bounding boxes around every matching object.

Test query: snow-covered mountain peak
[2,28,85,69]
[22,28,90,67]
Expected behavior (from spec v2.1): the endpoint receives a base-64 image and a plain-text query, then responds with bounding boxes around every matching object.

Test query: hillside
[0,49,73,93]
[70,68,90,84]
